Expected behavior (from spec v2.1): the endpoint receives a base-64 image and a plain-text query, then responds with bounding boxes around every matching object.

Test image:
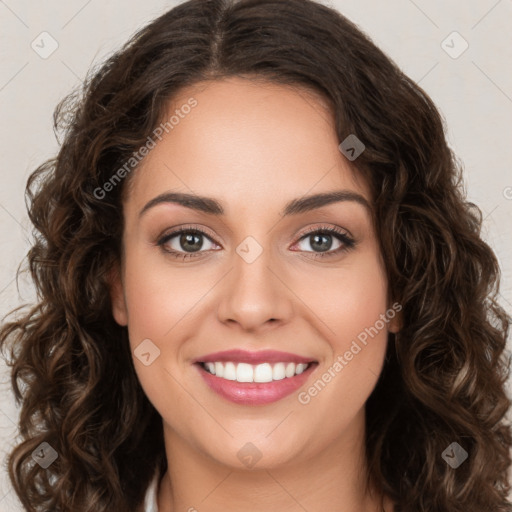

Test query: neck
[156,409,392,512]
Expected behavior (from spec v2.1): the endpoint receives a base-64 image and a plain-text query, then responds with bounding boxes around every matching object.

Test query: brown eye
[157,227,219,259]
[292,226,355,259]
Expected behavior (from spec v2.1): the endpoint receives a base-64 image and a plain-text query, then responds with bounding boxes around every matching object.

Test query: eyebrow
[138,190,370,219]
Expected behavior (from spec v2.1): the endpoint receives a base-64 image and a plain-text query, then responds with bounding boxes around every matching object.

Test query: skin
[109,76,400,512]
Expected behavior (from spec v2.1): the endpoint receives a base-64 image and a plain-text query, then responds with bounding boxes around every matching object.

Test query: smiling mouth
[196,360,317,383]
[195,359,318,405]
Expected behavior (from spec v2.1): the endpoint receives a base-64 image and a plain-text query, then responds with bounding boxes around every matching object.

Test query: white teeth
[285,362,295,378]
[254,363,273,383]
[295,363,307,375]
[202,361,311,383]
[223,362,237,380]
[236,363,253,382]
[214,362,224,378]
[272,362,286,380]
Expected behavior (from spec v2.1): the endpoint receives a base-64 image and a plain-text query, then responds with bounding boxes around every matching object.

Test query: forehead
[123,77,369,215]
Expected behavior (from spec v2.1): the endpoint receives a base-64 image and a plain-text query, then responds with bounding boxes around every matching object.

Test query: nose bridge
[216,232,293,329]
[234,234,273,289]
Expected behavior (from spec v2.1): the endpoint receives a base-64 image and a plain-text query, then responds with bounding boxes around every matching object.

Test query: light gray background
[1,0,511,510]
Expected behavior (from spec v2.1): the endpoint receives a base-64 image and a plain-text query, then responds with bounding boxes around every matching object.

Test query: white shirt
[142,469,160,512]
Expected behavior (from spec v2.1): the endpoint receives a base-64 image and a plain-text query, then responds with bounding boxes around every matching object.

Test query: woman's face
[110,76,400,471]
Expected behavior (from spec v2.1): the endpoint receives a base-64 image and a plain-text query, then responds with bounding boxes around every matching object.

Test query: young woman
[1,0,511,511]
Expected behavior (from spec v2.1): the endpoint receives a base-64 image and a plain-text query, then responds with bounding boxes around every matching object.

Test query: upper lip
[193,349,317,365]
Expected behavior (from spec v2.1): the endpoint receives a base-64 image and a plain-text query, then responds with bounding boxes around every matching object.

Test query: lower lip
[195,363,318,405]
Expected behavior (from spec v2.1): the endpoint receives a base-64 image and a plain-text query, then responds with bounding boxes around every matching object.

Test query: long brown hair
[1,0,511,510]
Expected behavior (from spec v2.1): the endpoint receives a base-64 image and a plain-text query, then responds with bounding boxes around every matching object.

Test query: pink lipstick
[193,349,318,405]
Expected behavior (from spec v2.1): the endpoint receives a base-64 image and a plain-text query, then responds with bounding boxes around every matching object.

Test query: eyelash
[156,224,356,261]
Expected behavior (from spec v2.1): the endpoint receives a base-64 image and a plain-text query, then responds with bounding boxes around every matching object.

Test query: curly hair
[1,0,511,510]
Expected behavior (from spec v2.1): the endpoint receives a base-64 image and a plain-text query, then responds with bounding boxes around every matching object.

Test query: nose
[216,237,294,332]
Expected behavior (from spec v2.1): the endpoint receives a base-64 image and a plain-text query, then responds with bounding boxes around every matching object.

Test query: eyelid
[290,224,355,254]
[158,223,219,243]
[157,222,355,258]
[158,223,351,244]
[297,224,353,240]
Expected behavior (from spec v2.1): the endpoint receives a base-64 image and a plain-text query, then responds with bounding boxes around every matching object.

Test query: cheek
[296,251,389,400]
[122,249,207,345]
[298,249,389,349]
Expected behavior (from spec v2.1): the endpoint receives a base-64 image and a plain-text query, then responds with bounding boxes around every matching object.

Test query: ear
[107,262,128,326]
[387,302,403,334]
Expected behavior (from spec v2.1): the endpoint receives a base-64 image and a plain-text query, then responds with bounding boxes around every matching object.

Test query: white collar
[143,469,160,512]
